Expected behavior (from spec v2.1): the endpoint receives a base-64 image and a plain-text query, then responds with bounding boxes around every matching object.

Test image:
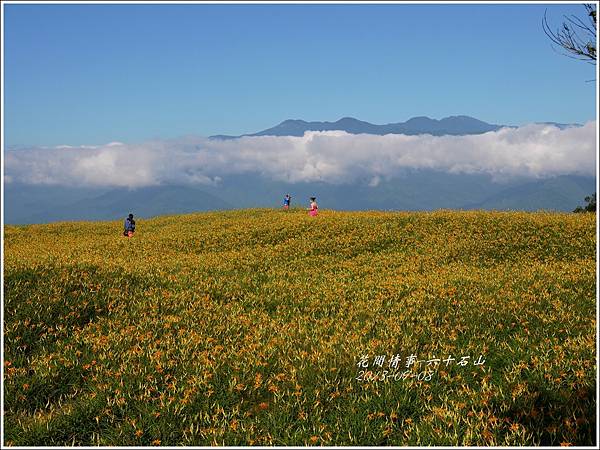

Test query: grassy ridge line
[3,209,596,446]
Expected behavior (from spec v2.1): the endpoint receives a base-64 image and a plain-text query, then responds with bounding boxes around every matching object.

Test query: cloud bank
[5,122,596,188]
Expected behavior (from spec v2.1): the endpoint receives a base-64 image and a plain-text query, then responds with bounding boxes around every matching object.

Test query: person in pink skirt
[308,197,318,216]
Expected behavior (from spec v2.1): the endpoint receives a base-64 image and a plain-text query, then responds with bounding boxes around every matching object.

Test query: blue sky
[3,2,597,146]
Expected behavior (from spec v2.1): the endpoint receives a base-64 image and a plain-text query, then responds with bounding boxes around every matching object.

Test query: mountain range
[210,115,580,139]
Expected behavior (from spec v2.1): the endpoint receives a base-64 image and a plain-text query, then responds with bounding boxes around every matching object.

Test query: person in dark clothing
[123,213,136,237]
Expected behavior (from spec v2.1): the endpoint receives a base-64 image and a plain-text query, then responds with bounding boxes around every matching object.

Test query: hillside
[5,174,596,224]
[3,209,596,446]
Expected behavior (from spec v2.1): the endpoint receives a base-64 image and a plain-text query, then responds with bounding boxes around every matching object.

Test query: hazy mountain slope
[6,185,233,224]
[4,184,110,224]
[463,176,596,211]
[5,173,594,224]
[200,172,595,212]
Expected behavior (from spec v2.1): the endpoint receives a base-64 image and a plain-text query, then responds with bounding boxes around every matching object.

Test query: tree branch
[542,5,597,64]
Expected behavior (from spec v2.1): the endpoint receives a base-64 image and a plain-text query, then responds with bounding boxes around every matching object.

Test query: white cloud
[4,122,596,188]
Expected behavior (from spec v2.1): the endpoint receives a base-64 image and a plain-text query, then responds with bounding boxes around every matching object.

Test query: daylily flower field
[3,209,596,446]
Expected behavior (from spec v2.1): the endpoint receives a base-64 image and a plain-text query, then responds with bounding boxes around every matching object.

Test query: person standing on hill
[283,194,292,210]
[123,213,136,237]
[308,197,318,216]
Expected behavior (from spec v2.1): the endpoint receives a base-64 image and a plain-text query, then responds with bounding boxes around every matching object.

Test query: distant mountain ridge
[210,115,581,139]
